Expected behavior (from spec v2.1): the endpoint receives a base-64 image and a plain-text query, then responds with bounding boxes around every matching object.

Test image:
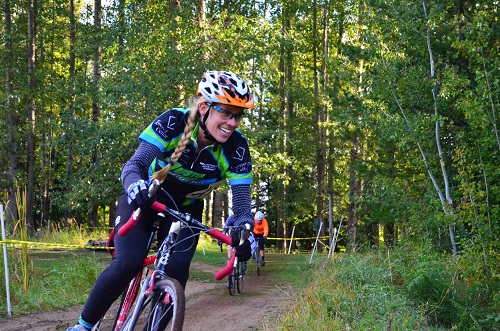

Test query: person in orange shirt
[253,211,269,266]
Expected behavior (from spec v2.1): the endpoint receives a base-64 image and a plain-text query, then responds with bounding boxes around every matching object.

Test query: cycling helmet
[197,70,254,109]
[255,211,264,221]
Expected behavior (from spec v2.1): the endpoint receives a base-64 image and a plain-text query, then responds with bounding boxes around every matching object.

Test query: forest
[1,0,498,293]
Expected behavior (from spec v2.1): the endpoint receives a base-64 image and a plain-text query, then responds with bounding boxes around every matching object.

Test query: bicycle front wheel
[254,251,261,276]
[228,272,236,296]
[144,278,185,331]
[236,265,244,294]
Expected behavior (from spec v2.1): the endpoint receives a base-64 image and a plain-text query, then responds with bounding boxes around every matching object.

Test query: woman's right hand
[127,180,151,211]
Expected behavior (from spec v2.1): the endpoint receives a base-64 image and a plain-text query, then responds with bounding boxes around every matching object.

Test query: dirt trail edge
[1,260,291,331]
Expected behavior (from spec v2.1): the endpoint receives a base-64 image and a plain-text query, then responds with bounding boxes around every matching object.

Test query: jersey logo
[234,146,246,161]
[167,116,176,130]
[200,162,218,171]
[154,119,165,131]
[153,116,176,139]
[154,120,168,139]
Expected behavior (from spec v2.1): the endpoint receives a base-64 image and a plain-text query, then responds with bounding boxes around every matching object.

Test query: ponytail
[152,97,207,183]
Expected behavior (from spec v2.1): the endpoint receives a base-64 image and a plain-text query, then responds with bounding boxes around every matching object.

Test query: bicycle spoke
[144,278,185,331]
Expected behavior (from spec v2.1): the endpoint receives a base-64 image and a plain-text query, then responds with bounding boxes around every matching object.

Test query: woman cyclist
[253,211,269,266]
[67,70,254,331]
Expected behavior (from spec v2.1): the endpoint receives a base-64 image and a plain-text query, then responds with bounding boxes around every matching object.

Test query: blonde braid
[152,97,205,183]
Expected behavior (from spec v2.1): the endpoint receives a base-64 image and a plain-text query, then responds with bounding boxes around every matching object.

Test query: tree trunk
[384,223,395,247]
[221,191,229,229]
[89,0,102,230]
[4,0,19,231]
[64,0,77,225]
[422,0,457,255]
[26,0,37,234]
[313,0,326,252]
[347,136,360,252]
[108,202,116,231]
[328,2,345,245]
[211,191,223,229]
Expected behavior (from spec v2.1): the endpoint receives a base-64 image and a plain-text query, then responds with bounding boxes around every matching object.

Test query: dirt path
[1,259,290,331]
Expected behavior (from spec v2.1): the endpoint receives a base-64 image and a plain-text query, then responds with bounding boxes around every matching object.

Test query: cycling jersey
[139,108,252,205]
[253,217,269,236]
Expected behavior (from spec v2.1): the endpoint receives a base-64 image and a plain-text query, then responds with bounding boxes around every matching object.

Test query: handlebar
[120,179,162,234]
[118,197,240,281]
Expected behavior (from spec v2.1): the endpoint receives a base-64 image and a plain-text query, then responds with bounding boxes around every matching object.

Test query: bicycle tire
[236,263,243,293]
[120,292,151,331]
[254,251,260,276]
[228,272,236,296]
[145,278,185,331]
[118,277,184,331]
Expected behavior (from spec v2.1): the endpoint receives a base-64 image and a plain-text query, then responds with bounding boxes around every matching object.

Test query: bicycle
[225,227,249,296]
[96,184,244,331]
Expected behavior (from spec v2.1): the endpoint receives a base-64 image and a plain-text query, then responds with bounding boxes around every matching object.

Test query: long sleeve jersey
[121,107,254,226]
[253,218,269,236]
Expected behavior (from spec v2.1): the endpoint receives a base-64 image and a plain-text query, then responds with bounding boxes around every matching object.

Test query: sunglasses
[206,103,244,121]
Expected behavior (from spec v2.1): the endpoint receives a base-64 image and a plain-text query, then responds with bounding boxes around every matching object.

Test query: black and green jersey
[139,107,252,206]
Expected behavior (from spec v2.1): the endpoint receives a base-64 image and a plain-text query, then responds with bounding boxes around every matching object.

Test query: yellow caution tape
[266,236,330,240]
[0,235,331,250]
[0,239,111,250]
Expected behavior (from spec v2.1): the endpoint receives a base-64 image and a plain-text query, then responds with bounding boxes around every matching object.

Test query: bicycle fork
[121,274,153,330]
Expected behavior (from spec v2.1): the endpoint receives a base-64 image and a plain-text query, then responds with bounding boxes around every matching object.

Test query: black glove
[231,231,252,262]
[262,236,267,244]
[127,180,151,211]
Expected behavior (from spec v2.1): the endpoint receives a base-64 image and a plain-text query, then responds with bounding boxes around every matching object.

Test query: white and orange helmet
[197,70,254,109]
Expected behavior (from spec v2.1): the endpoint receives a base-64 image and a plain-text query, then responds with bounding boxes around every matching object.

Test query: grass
[265,249,500,331]
[0,249,110,317]
[0,231,312,319]
[192,234,313,286]
[2,231,497,331]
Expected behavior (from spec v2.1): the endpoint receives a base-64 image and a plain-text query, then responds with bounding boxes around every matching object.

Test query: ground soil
[1,259,291,331]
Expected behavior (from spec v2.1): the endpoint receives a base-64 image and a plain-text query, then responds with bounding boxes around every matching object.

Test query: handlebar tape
[117,211,141,237]
[117,201,167,237]
[210,229,235,280]
[215,254,236,281]
[207,228,232,245]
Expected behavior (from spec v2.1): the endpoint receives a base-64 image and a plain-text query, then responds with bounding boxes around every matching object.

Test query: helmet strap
[197,108,221,150]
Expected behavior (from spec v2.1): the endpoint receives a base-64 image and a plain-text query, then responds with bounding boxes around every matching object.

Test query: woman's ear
[198,102,209,117]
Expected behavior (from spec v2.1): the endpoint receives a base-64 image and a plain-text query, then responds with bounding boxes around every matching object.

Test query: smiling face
[198,102,245,145]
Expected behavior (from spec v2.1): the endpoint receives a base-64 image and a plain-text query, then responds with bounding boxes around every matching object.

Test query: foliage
[0,1,499,324]
[270,247,500,331]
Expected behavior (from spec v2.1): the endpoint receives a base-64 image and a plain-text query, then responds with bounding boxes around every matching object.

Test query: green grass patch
[0,249,110,317]
[192,236,313,288]
[267,248,500,331]
[14,231,497,331]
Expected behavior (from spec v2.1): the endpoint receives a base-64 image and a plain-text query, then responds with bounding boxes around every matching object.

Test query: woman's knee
[111,256,144,277]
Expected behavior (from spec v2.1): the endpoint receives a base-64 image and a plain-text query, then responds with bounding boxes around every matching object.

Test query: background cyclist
[253,211,269,266]
[67,70,254,331]
[221,214,257,273]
